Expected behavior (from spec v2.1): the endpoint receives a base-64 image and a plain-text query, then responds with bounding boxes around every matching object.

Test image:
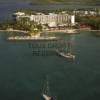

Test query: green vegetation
[29,22,42,36]
[30,0,99,4]
[76,16,100,30]
[0,17,43,36]
[0,21,14,30]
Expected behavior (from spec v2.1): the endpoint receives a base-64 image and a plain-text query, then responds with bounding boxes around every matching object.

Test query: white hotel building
[13,12,75,27]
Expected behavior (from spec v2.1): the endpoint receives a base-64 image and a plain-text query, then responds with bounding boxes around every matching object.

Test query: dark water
[0,31,100,100]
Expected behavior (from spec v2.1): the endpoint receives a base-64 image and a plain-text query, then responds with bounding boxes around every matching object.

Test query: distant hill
[0,0,99,5]
[30,0,100,4]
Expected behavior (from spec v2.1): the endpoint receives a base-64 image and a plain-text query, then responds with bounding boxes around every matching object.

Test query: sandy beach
[0,29,28,33]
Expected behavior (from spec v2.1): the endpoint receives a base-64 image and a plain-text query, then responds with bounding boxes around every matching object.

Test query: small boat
[56,41,75,60]
[42,76,56,100]
[56,50,75,59]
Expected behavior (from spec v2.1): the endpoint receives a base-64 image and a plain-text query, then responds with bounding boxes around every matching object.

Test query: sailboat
[56,41,75,59]
[42,77,56,100]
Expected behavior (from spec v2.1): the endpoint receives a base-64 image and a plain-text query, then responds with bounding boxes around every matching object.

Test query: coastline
[78,29,100,32]
[0,29,100,40]
[45,29,79,35]
[0,29,100,34]
[0,29,28,33]
[46,29,100,33]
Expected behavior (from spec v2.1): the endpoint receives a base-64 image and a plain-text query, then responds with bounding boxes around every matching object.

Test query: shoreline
[78,29,100,32]
[0,29,100,40]
[0,29,100,34]
[45,29,100,33]
[0,29,28,33]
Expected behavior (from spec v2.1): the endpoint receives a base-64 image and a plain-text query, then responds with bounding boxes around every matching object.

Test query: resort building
[13,11,75,27]
[73,9,100,16]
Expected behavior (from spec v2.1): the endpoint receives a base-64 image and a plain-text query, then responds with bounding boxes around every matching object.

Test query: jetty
[7,36,60,41]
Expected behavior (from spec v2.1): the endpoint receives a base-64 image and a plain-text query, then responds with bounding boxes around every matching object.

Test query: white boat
[42,94,52,100]
[42,76,56,100]
[56,41,75,60]
[56,50,75,59]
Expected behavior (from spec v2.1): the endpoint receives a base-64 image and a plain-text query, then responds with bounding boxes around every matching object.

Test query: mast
[42,76,56,100]
[67,41,71,53]
[42,76,51,96]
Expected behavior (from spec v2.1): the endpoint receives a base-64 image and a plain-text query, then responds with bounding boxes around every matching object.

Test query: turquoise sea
[0,31,100,100]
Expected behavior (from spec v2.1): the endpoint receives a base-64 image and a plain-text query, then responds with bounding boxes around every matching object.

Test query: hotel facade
[13,12,75,27]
